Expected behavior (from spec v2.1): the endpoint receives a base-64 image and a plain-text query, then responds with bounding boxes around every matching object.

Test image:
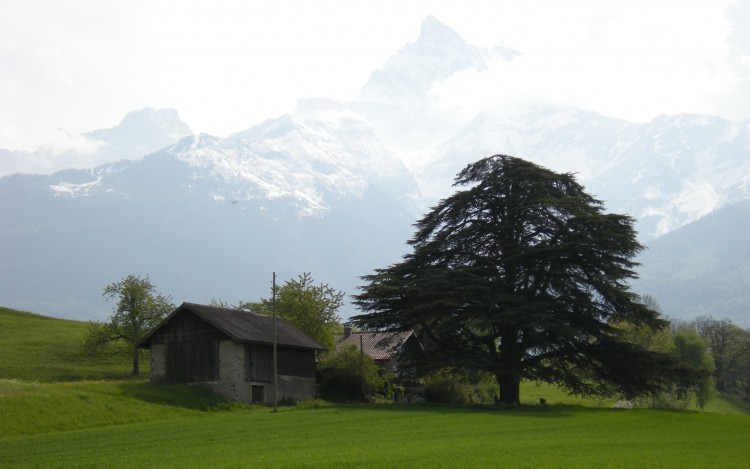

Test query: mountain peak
[416,15,467,51]
[85,108,191,147]
[358,16,514,105]
[112,108,192,138]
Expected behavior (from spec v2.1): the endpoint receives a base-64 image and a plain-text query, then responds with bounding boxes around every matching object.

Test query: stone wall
[276,375,316,403]
[149,344,166,383]
[199,340,251,402]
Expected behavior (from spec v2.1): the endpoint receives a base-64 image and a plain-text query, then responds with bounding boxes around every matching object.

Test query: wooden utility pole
[273,272,278,412]
[360,333,365,399]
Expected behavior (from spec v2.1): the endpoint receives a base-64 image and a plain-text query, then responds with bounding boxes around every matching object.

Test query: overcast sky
[1,0,748,152]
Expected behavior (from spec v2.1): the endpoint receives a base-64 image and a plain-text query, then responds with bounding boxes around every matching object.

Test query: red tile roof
[335,330,414,360]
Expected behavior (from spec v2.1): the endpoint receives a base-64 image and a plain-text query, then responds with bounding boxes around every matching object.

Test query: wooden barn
[137,302,325,404]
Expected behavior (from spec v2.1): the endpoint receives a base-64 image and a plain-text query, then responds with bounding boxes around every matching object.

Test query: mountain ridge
[1,16,748,324]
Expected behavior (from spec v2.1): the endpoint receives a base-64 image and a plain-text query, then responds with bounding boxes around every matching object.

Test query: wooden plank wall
[149,311,225,383]
[246,344,315,380]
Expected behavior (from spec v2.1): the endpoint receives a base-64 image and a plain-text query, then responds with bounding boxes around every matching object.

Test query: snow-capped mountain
[423,106,750,240]
[2,16,749,324]
[0,111,416,320]
[635,198,750,327]
[359,15,517,105]
[45,111,417,217]
[85,108,193,163]
[351,15,518,150]
[0,108,192,177]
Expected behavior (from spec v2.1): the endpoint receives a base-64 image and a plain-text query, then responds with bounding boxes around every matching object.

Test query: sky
[1,0,748,154]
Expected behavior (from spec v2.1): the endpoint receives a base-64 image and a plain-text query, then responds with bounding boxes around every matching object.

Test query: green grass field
[2,404,749,468]
[1,306,749,468]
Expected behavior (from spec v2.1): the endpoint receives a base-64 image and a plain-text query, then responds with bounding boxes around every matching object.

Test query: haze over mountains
[1,17,748,326]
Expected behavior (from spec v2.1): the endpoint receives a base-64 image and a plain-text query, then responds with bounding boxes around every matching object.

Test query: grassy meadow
[0,306,148,381]
[3,403,749,468]
[1,306,749,468]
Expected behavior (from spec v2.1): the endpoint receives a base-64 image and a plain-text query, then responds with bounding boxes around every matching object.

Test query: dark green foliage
[423,369,499,404]
[316,345,389,402]
[673,329,714,408]
[614,313,713,408]
[82,274,173,376]
[424,370,473,404]
[354,155,692,404]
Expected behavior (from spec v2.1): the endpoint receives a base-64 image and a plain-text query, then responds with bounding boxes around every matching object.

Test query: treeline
[671,314,750,399]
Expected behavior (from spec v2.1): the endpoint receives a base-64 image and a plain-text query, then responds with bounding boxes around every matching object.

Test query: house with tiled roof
[335,325,421,373]
[138,302,325,404]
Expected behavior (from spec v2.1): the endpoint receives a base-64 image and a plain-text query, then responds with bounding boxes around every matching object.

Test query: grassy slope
[2,405,749,468]
[0,307,235,439]
[0,379,237,438]
[0,306,147,381]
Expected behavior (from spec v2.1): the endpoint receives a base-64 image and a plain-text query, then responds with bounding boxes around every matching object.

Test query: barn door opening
[165,340,219,383]
[251,385,265,404]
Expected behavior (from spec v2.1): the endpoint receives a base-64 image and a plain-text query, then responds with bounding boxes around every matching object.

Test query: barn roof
[138,302,325,351]
[335,330,415,360]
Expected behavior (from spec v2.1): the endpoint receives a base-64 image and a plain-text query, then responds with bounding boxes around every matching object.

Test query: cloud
[726,0,750,71]
[1,0,747,156]
[431,1,738,124]
[40,129,104,157]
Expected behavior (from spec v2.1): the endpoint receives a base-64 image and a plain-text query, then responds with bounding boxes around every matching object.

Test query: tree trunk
[497,327,521,404]
[496,371,521,404]
[132,348,140,376]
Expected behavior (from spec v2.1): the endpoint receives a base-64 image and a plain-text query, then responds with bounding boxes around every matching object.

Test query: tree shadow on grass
[312,402,595,418]
[114,382,232,411]
[715,393,750,416]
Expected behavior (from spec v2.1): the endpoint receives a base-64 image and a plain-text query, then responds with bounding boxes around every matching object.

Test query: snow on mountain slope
[391,103,750,241]
[35,109,418,218]
[167,112,417,216]
[0,117,417,319]
[591,114,750,238]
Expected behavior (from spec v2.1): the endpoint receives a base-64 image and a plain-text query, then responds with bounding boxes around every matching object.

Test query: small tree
[672,329,714,408]
[253,273,344,351]
[83,274,173,376]
[316,345,388,401]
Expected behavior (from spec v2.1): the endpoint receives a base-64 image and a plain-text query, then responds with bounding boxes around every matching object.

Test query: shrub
[316,346,389,402]
[424,370,473,404]
[423,369,499,405]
